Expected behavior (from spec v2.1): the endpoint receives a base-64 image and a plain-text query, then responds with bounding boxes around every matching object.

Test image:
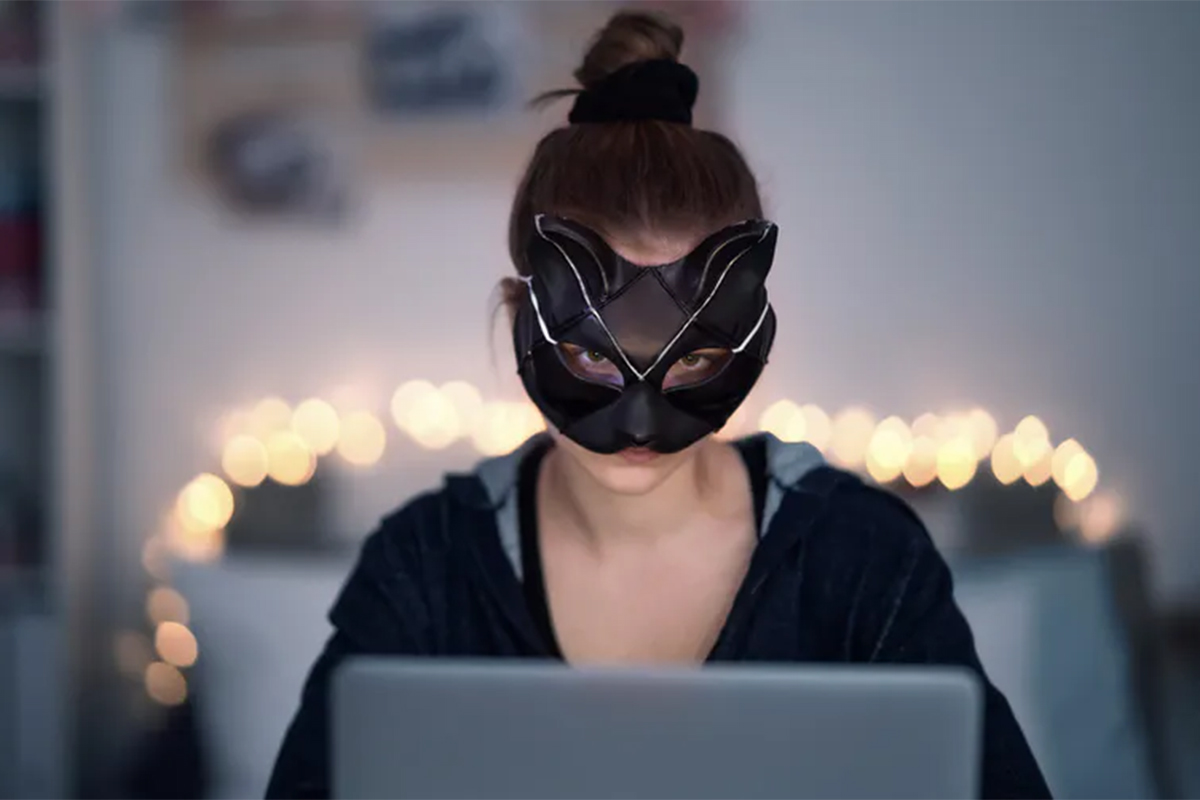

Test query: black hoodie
[265,434,1051,799]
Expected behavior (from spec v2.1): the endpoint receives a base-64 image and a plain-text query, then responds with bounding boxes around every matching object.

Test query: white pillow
[954,546,1155,799]
[173,556,353,800]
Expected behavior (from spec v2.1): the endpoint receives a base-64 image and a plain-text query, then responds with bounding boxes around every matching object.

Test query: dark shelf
[0,315,43,358]
[0,564,48,614]
[0,64,41,101]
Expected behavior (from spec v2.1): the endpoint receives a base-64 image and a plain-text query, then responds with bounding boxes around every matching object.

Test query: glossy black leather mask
[513,214,778,454]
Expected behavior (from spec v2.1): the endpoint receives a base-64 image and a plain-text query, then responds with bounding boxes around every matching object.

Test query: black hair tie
[568,59,699,126]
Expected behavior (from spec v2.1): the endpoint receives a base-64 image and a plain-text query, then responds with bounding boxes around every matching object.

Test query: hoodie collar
[468,432,825,509]
[448,433,826,581]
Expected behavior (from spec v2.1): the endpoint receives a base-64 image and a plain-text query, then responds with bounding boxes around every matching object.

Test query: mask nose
[610,382,662,449]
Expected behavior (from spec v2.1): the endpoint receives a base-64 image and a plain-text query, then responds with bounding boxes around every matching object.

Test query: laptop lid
[333,658,982,799]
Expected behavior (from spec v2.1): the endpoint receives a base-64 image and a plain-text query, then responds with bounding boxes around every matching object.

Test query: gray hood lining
[473,433,825,582]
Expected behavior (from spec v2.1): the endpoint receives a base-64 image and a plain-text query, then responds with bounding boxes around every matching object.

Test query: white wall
[90,0,1200,642]
[92,25,525,602]
[733,1,1200,597]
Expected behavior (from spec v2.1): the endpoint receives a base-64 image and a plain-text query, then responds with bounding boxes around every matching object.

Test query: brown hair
[500,10,765,315]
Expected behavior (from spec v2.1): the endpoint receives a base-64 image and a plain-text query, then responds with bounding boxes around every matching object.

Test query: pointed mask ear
[523,216,615,329]
[736,222,778,284]
[677,221,778,309]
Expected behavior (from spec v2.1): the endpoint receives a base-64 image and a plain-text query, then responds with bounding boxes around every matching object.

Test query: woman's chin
[592,457,681,495]
[550,432,699,496]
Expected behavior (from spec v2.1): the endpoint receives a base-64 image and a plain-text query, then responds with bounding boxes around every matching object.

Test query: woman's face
[514,214,777,481]
[547,232,719,496]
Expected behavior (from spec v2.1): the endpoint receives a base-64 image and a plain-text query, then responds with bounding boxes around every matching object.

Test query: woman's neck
[541,439,746,551]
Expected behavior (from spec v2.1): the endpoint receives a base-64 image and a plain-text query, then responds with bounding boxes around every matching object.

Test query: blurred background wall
[91,0,1199,601]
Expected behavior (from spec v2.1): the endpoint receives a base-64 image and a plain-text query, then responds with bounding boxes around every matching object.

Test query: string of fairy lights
[116,380,1123,708]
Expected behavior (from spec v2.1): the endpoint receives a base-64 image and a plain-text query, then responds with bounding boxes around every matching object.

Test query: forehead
[604,232,702,268]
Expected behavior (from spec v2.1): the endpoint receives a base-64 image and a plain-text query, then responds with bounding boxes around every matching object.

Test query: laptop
[332,658,982,799]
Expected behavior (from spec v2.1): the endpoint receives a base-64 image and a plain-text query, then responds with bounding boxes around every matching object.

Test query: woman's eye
[663,348,733,390]
[557,343,624,388]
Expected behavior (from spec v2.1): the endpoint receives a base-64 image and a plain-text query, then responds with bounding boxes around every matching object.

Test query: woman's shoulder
[746,433,939,565]
[750,435,955,660]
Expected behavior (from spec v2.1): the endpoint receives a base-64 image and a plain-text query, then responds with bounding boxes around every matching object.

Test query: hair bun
[574,11,684,90]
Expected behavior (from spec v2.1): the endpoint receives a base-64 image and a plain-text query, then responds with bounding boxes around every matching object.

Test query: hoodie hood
[463,432,825,581]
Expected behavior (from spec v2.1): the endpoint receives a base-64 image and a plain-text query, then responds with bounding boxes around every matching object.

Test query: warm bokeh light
[176,473,235,533]
[441,381,485,433]
[249,396,292,440]
[866,451,902,484]
[1052,439,1085,488]
[164,513,226,563]
[145,661,188,706]
[868,416,913,472]
[966,408,998,460]
[1023,448,1054,487]
[337,411,388,466]
[155,621,199,668]
[265,430,317,485]
[1012,415,1051,467]
[991,433,1022,485]
[407,390,462,450]
[327,384,377,418]
[146,586,190,626]
[759,399,805,442]
[389,380,471,450]
[911,413,942,442]
[1077,491,1124,544]
[221,434,268,488]
[291,398,340,456]
[137,384,1126,722]
[1014,414,1049,441]
[114,631,153,678]
[937,437,977,490]
[471,401,546,456]
[829,407,876,468]
[175,528,225,564]
[759,401,834,450]
[141,535,170,581]
[798,405,833,451]
[902,436,939,487]
[390,380,438,431]
[1062,449,1099,502]
[215,409,252,443]
[936,413,970,445]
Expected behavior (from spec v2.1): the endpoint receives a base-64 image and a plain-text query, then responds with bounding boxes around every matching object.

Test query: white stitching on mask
[518,275,558,345]
[534,215,645,379]
[532,216,775,380]
[640,223,774,375]
[732,301,772,354]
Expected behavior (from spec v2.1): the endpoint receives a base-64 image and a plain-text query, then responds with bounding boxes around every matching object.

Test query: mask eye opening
[555,341,627,389]
[661,348,736,393]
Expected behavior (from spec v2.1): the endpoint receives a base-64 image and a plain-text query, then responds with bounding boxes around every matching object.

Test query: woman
[267,11,1050,799]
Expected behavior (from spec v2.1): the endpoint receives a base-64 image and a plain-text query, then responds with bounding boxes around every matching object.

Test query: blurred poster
[174,0,365,223]
[358,2,609,179]
[204,109,353,224]
[364,2,530,120]
[174,2,680,190]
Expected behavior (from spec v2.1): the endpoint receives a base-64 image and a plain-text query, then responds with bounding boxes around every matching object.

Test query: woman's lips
[618,447,660,464]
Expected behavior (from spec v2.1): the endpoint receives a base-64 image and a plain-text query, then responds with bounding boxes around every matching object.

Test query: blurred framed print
[172,0,731,192]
